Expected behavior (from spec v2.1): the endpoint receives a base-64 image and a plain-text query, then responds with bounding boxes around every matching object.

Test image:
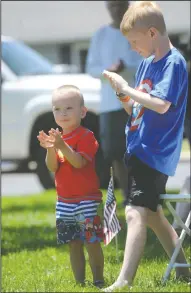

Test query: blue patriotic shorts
[56,200,104,244]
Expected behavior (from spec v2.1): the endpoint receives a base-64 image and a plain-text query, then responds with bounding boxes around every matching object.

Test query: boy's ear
[81,106,87,119]
[149,27,157,38]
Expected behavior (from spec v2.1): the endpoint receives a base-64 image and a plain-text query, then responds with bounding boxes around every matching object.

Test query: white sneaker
[102,280,132,292]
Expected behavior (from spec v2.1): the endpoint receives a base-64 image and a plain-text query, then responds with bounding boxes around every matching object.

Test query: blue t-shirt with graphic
[125,47,188,176]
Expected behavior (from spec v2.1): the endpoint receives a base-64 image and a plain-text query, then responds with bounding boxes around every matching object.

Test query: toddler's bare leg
[85,241,104,284]
[147,205,190,278]
[69,239,85,283]
[103,206,148,292]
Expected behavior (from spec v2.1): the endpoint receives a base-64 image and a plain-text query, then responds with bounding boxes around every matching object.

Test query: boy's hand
[48,128,64,149]
[102,70,129,93]
[37,130,54,149]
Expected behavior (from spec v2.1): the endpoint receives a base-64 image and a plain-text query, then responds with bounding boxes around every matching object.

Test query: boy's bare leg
[85,241,104,284]
[147,205,190,278]
[69,239,85,283]
[103,206,148,292]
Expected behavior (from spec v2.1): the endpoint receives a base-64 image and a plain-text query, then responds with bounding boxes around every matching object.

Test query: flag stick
[110,167,119,263]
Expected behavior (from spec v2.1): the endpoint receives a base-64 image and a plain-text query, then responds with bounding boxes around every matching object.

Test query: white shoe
[102,280,131,292]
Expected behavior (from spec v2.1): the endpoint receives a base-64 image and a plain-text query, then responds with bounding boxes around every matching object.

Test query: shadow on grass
[2,202,54,213]
[2,218,189,259]
[3,188,189,262]
[2,218,166,260]
[2,225,58,256]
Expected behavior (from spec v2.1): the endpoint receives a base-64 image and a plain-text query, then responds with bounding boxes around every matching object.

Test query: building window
[71,40,90,73]
[59,44,71,64]
[79,49,88,73]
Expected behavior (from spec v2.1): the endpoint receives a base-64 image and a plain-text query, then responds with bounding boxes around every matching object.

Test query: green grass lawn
[2,189,190,292]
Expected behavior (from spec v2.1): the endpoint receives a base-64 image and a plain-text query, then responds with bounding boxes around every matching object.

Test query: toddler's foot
[102,279,132,292]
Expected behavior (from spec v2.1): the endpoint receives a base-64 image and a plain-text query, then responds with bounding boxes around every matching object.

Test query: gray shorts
[99,109,129,163]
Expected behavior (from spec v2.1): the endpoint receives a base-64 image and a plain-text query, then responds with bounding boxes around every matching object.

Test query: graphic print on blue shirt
[130,79,153,132]
[125,48,188,176]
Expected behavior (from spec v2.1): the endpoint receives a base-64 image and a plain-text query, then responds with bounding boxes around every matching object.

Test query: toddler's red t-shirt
[55,126,102,203]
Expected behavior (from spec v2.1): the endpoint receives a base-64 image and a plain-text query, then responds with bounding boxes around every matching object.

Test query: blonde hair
[120,1,167,35]
[52,85,84,106]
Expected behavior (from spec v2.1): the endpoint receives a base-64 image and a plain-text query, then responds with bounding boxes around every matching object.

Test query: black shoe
[94,280,105,288]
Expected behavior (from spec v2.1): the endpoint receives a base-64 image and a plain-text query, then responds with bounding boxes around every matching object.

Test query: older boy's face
[52,93,86,130]
[126,28,155,58]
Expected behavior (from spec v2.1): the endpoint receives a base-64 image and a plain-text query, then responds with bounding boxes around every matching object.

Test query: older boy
[102,1,190,291]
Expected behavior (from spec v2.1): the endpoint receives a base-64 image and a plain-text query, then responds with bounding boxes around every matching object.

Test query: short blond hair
[120,1,167,35]
[52,85,84,106]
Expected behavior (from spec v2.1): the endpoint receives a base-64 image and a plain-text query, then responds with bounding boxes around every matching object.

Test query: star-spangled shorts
[125,155,169,212]
[56,200,104,244]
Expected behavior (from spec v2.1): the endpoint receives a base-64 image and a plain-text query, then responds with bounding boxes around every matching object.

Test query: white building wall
[2,1,190,43]
[2,1,190,71]
[1,1,111,43]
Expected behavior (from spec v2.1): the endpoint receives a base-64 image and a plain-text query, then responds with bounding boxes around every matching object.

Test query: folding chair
[160,194,191,283]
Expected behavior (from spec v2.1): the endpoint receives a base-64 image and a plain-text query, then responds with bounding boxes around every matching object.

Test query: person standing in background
[86,1,142,204]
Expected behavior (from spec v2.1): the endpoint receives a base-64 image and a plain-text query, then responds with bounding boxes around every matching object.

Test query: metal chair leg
[162,210,191,283]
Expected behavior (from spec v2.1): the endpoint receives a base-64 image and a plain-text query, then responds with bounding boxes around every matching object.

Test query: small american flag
[103,169,121,246]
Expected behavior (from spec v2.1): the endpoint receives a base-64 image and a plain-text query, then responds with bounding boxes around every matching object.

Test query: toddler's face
[52,92,86,131]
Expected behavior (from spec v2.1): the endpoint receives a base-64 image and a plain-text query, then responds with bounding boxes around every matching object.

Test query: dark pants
[99,109,128,163]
